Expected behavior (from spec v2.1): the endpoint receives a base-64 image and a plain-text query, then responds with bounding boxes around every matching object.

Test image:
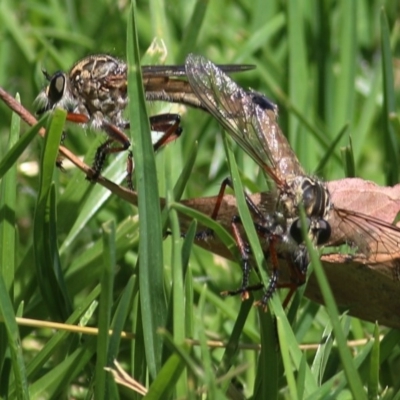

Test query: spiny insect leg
[255,235,280,310]
[90,121,131,185]
[150,113,182,151]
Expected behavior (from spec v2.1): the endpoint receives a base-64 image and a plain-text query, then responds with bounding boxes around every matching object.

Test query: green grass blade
[300,208,367,399]
[0,274,29,399]
[177,0,209,61]
[127,1,166,378]
[33,109,72,320]
[340,136,356,177]
[29,338,97,398]
[368,324,380,399]
[0,117,46,180]
[24,286,101,380]
[0,97,20,395]
[287,0,310,167]
[94,220,116,400]
[380,8,399,184]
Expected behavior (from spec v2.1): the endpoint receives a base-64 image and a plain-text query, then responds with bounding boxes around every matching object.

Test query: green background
[0,0,399,398]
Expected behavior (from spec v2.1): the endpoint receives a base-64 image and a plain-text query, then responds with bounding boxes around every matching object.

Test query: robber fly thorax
[35,54,253,188]
[35,54,155,189]
[36,55,128,128]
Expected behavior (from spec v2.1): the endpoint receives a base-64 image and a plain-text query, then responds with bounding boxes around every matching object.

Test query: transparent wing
[142,63,255,77]
[184,53,304,183]
[143,63,254,110]
[330,207,400,264]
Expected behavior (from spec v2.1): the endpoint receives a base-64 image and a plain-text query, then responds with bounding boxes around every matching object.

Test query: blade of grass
[287,0,310,168]
[23,285,101,380]
[0,2,35,62]
[168,205,186,396]
[340,136,356,178]
[177,0,209,62]
[277,317,298,399]
[29,337,97,399]
[0,116,47,180]
[0,273,29,399]
[314,123,348,175]
[380,8,399,184]
[127,1,166,377]
[33,109,72,321]
[367,324,380,399]
[94,220,116,400]
[0,93,20,369]
[333,1,356,140]
[300,207,367,400]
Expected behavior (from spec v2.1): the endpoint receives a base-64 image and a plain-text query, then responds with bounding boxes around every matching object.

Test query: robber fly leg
[53,112,88,171]
[195,177,264,241]
[89,120,132,188]
[194,178,232,241]
[255,235,280,311]
[225,215,253,300]
[150,114,182,152]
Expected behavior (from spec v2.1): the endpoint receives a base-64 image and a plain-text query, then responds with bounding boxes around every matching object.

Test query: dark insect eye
[290,218,310,244]
[290,218,331,246]
[48,72,66,106]
[315,219,331,245]
[301,184,315,210]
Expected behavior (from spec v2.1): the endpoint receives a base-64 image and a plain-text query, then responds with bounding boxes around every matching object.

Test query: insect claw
[253,300,269,312]
[241,291,250,301]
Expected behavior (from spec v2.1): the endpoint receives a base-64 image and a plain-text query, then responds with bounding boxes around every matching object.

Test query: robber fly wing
[251,93,305,178]
[142,63,255,77]
[330,207,400,263]
[143,63,254,110]
[185,54,304,183]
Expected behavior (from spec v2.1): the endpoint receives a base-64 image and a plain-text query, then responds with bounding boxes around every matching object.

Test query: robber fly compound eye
[47,72,67,108]
[289,217,331,246]
[290,218,310,245]
[301,178,330,219]
[314,219,331,245]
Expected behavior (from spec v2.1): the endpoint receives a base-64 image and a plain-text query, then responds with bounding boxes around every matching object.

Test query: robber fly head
[35,69,76,115]
[277,176,332,246]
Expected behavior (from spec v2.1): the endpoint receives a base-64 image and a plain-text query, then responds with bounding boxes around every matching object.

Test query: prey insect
[182,53,400,308]
[35,54,253,189]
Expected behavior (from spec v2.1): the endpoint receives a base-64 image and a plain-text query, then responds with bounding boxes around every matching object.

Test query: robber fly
[35,54,253,189]
[181,53,400,307]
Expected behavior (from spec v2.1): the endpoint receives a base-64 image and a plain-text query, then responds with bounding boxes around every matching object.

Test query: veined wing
[329,207,400,264]
[143,63,254,110]
[142,63,255,76]
[184,53,304,183]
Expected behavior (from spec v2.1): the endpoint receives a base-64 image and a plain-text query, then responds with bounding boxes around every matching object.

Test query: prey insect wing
[331,207,400,263]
